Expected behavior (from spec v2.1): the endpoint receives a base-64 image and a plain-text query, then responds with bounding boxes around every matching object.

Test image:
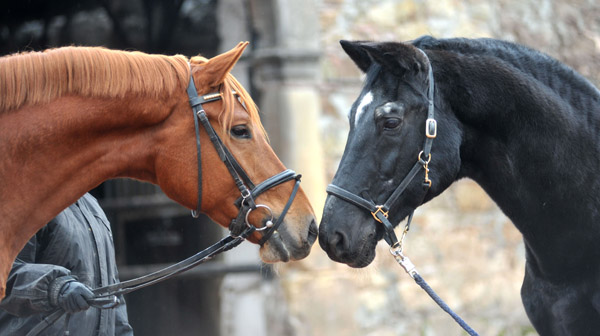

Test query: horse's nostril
[330,230,350,255]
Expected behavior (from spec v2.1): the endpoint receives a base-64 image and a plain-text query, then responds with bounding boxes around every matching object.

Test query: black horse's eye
[383,118,402,130]
[230,125,251,139]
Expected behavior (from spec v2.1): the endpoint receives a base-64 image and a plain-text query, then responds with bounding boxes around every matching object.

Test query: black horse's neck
[428,40,600,280]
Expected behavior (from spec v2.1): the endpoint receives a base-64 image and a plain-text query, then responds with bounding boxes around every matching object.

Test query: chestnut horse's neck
[0,93,183,298]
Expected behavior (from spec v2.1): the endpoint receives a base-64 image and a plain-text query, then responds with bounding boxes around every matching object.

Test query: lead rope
[379,211,479,336]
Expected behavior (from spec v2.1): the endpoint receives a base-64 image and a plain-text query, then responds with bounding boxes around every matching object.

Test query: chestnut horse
[0,42,317,300]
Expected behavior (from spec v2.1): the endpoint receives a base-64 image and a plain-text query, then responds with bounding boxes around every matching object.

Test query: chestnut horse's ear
[194,41,249,87]
[340,40,372,73]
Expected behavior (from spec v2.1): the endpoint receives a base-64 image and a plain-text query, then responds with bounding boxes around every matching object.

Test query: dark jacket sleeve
[0,233,71,317]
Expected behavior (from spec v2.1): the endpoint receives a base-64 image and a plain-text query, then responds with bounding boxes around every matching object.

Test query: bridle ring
[245,204,275,231]
[418,151,431,164]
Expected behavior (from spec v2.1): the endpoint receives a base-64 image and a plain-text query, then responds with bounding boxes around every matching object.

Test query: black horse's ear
[340,40,372,73]
[360,42,422,77]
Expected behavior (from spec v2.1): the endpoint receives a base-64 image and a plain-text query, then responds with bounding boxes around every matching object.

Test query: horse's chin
[318,216,379,268]
[259,243,290,263]
[328,239,377,268]
[259,232,314,263]
[345,248,376,268]
[258,217,317,263]
[258,236,298,263]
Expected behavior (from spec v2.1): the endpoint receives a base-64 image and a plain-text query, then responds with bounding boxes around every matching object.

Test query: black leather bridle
[326,49,437,248]
[186,73,301,245]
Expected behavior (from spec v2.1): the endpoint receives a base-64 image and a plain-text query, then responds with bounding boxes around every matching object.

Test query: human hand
[57,281,94,313]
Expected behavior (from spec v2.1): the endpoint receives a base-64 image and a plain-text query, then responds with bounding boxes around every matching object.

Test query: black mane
[412,36,600,119]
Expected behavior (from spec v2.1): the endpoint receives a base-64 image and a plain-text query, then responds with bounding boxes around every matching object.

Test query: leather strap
[92,226,255,298]
[187,76,204,217]
[230,170,300,239]
[326,184,377,212]
[258,175,302,245]
[382,160,426,212]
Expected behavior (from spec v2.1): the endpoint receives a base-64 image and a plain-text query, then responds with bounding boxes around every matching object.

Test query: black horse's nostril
[329,230,350,258]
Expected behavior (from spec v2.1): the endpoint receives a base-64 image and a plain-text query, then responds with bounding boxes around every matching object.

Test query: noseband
[186,74,301,245]
[326,49,437,247]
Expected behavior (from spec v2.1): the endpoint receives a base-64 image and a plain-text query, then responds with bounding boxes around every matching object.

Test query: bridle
[326,49,437,249]
[186,72,301,245]
[27,71,303,336]
[324,50,479,336]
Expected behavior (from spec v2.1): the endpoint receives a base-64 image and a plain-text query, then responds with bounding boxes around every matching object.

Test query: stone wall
[276,1,600,335]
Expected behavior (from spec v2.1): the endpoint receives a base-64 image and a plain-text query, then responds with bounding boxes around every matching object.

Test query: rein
[27,73,302,336]
[326,50,479,336]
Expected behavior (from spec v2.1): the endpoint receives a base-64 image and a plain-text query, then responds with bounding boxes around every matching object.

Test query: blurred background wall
[292,1,600,336]
[2,0,599,335]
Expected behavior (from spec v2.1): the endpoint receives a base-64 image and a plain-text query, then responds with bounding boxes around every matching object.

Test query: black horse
[318,36,600,335]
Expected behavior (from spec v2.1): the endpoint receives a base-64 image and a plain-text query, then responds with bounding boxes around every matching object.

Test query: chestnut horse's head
[155,43,317,262]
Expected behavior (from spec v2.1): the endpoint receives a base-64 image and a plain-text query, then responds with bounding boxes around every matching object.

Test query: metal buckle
[425,118,437,138]
[241,189,251,201]
[371,206,389,223]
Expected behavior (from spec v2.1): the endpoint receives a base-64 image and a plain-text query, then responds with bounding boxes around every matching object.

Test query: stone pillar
[250,0,327,218]
[218,0,326,335]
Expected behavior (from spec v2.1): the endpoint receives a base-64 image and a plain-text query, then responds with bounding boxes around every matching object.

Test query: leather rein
[27,72,302,336]
[325,50,480,336]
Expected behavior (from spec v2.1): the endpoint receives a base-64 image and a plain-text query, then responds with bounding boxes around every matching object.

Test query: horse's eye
[383,118,402,130]
[230,125,251,139]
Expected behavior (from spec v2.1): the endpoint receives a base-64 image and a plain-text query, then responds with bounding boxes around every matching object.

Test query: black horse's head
[319,40,462,268]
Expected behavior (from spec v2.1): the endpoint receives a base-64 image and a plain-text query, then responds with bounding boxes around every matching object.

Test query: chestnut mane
[0,46,263,134]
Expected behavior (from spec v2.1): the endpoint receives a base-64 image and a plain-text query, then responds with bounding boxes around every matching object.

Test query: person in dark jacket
[0,193,134,335]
